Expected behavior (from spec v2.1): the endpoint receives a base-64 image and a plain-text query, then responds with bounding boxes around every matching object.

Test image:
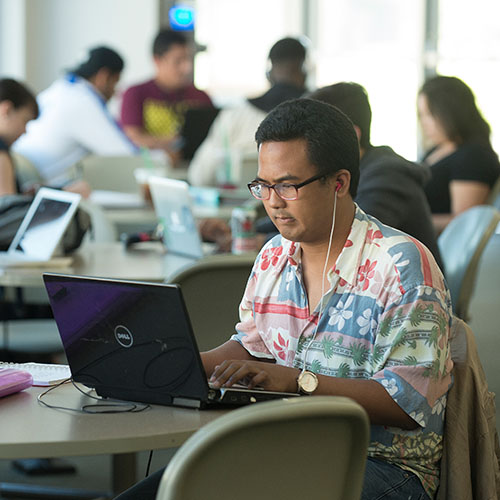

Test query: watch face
[298,371,318,394]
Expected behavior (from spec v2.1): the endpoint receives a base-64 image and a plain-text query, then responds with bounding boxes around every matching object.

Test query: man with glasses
[116,99,452,500]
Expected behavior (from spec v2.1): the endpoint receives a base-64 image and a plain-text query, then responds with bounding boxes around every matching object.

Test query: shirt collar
[331,204,369,287]
[283,204,369,288]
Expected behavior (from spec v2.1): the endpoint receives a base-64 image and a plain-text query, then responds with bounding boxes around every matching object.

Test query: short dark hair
[71,46,124,79]
[419,75,491,148]
[153,29,188,57]
[0,78,39,119]
[309,83,372,149]
[268,37,306,65]
[255,98,360,197]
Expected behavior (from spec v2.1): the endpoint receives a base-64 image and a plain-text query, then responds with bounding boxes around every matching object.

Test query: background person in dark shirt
[418,75,500,233]
[310,82,442,268]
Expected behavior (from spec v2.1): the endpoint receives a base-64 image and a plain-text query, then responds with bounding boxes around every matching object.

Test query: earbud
[336,181,342,192]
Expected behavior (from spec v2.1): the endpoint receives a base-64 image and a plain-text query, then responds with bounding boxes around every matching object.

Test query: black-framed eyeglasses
[247,173,326,201]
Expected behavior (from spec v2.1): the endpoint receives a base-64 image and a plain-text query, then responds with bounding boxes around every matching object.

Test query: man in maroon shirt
[120,29,212,162]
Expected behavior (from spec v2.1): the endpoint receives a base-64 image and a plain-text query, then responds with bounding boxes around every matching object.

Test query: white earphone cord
[301,189,338,373]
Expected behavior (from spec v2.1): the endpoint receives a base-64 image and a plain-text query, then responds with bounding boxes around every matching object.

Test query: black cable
[37,378,150,414]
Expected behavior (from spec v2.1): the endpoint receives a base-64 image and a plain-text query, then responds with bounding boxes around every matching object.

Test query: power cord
[37,378,150,414]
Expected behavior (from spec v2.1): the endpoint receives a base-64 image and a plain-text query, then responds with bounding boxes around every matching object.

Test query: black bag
[0,194,90,253]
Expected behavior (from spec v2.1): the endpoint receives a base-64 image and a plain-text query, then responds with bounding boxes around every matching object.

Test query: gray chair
[156,396,370,500]
[486,176,500,207]
[491,191,500,211]
[167,254,256,352]
[438,205,500,321]
[11,152,43,191]
[79,199,118,242]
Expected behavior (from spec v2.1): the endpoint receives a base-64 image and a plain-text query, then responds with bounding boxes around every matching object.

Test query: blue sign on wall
[169,5,195,31]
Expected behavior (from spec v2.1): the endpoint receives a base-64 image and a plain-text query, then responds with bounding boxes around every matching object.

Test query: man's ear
[0,100,14,118]
[353,125,362,144]
[334,169,352,197]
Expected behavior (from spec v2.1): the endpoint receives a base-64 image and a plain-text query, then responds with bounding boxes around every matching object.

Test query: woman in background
[418,75,500,233]
[0,78,39,196]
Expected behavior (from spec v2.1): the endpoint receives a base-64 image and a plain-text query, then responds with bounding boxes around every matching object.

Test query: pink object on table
[0,368,33,397]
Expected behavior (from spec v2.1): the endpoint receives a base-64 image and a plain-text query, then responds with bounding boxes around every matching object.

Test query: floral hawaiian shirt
[231,205,453,497]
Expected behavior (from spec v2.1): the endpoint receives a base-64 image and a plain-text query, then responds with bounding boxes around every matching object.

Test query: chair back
[11,152,43,190]
[168,254,255,351]
[487,176,500,206]
[156,396,370,500]
[78,199,118,242]
[491,192,500,211]
[438,205,500,320]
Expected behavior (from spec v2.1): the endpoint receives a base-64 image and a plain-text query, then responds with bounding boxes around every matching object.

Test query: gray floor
[0,449,177,499]
[1,232,499,499]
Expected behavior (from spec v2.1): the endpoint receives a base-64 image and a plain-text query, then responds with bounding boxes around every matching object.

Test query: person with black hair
[120,29,212,161]
[188,37,308,186]
[310,82,443,269]
[114,99,451,500]
[13,46,136,191]
[0,78,39,195]
[418,75,500,233]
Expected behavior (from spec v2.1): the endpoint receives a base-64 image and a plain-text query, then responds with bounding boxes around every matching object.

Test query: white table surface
[0,383,226,492]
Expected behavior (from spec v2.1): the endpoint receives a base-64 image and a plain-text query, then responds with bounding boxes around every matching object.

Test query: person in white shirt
[13,46,137,191]
[188,37,308,187]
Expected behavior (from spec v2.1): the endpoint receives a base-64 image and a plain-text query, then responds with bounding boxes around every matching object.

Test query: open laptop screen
[43,274,210,406]
[15,198,72,254]
[8,187,81,260]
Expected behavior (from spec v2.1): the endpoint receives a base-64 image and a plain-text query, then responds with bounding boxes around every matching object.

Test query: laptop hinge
[173,397,202,409]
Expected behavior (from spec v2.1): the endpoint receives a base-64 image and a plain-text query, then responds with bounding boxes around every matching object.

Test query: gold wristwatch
[297,370,319,395]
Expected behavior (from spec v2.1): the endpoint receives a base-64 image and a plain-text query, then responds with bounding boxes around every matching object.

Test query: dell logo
[114,325,133,348]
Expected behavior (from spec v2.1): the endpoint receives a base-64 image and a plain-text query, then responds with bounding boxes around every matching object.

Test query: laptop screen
[43,274,210,406]
[15,198,72,254]
[9,187,81,260]
[149,177,204,259]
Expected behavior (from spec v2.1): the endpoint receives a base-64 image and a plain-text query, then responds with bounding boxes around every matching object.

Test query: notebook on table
[0,187,81,267]
[43,273,298,409]
[0,362,71,386]
[148,176,216,259]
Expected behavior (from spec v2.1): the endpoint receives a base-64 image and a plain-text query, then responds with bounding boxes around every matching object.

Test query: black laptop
[42,273,297,409]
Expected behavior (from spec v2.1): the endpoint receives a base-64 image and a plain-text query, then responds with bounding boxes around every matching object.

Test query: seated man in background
[188,37,308,187]
[120,29,212,164]
[0,78,39,195]
[13,46,136,194]
[310,82,443,269]
[116,99,453,500]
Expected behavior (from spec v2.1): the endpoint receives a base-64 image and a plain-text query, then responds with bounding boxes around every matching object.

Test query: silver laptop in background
[0,188,81,267]
[148,177,215,259]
